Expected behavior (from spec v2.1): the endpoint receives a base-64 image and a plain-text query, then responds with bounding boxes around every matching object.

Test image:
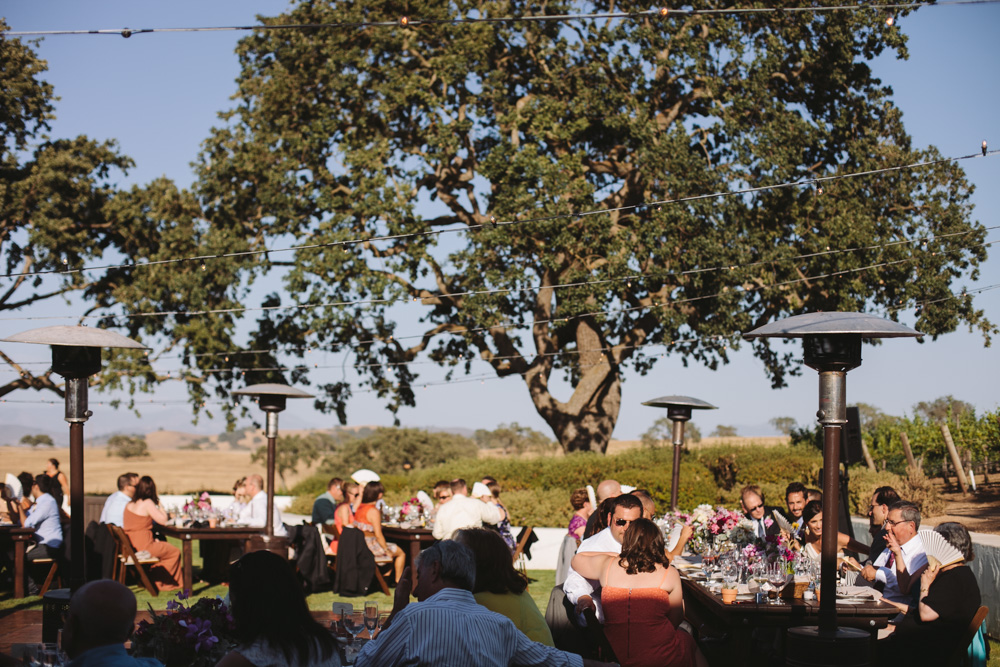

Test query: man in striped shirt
[355,540,614,667]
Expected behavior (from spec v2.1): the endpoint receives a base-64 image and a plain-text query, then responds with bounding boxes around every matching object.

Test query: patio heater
[744,312,921,650]
[1,325,147,590]
[232,383,313,551]
[641,395,718,511]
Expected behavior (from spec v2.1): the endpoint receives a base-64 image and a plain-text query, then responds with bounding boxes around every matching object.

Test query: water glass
[364,601,379,638]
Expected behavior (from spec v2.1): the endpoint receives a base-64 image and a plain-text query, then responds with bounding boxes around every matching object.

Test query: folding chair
[106,523,160,596]
[946,605,989,667]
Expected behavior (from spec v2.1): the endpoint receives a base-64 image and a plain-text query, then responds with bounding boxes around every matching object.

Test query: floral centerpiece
[131,591,236,666]
[670,505,751,554]
[741,532,798,570]
[183,492,212,514]
[401,496,423,517]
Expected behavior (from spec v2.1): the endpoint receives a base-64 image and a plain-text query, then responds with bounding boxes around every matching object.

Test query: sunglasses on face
[614,518,633,527]
[746,503,763,512]
[437,493,452,500]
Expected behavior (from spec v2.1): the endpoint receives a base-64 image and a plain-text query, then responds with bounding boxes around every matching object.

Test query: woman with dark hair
[43,458,69,510]
[217,550,340,666]
[123,475,181,590]
[568,488,593,540]
[572,519,706,667]
[878,522,982,666]
[583,496,617,540]
[796,500,869,562]
[454,528,553,645]
[352,481,405,581]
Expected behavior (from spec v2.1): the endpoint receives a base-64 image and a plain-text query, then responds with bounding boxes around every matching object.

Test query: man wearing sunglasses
[740,485,780,540]
[563,493,644,624]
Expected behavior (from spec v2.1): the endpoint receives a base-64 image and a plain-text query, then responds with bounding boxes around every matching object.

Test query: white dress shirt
[430,494,501,540]
[239,490,287,537]
[100,491,132,527]
[355,587,582,667]
[872,533,926,603]
[562,526,621,623]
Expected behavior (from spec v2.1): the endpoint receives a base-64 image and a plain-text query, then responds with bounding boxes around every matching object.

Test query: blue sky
[1,2,997,440]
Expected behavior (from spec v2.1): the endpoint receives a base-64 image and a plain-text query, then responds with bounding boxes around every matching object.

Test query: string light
[7,2,993,38]
[2,149,995,285]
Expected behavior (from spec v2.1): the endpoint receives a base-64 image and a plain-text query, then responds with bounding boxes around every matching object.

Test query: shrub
[846,466,944,518]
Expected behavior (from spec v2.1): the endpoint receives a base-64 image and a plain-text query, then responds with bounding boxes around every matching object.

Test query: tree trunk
[523,317,622,453]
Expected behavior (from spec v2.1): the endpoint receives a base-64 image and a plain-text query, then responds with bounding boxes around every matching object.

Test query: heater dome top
[641,395,718,410]
[742,312,922,340]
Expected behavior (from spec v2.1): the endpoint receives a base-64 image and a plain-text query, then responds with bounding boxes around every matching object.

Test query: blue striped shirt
[355,588,583,667]
[24,493,62,548]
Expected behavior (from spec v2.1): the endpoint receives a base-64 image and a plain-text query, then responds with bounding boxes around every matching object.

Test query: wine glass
[343,610,365,642]
[364,601,379,638]
[767,562,787,604]
[377,611,391,636]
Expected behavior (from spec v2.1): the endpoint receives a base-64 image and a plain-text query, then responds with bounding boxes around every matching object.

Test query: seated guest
[355,541,611,667]
[583,496,617,540]
[572,519,707,667]
[850,500,927,605]
[311,477,344,526]
[353,481,406,582]
[631,490,692,561]
[795,500,868,561]
[568,488,593,540]
[878,522,982,666]
[238,474,287,537]
[218,550,340,667]
[455,528,554,646]
[0,471,35,522]
[431,478,501,540]
[100,473,138,527]
[475,481,515,550]
[63,580,162,667]
[782,482,808,539]
[334,481,359,532]
[5,474,63,595]
[123,476,182,591]
[228,477,249,518]
[806,488,822,503]
[583,479,622,537]
[867,486,900,561]
[565,493,644,623]
[741,485,780,539]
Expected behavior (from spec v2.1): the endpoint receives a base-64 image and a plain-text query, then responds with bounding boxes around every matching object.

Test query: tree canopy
[140,0,986,453]
[4,4,991,453]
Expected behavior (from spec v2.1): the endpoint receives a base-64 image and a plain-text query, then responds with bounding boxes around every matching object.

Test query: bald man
[237,473,287,537]
[64,580,162,666]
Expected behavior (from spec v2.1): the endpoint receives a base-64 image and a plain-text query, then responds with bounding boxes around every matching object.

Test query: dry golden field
[1,433,789,495]
[0,446,319,495]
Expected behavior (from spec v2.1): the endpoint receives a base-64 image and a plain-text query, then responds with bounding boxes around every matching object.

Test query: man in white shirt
[430,478,501,540]
[99,472,138,527]
[238,474,287,537]
[563,493,644,623]
[857,500,927,604]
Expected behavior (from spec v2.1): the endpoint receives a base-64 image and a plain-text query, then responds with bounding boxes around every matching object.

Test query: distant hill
[0,424,65,448]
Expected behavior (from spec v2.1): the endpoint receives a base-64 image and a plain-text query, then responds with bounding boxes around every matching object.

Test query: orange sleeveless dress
[123,508,182,591]
[601,565,697,667]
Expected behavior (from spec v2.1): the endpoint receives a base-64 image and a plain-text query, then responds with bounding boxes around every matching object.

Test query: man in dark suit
[782,481,808,540]
[740,485,780,539]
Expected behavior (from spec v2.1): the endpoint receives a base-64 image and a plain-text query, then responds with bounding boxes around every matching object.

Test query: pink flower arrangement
[184,492,212,513]
[401,496,422,516]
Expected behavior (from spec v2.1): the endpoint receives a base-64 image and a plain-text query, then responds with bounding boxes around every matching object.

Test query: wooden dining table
[159,523,262,591]
[381,525,435,567]
[680,574,899,666]
[0,525,35,598]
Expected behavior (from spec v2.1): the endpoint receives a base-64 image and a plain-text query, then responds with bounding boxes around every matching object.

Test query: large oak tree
[124,1,990,451]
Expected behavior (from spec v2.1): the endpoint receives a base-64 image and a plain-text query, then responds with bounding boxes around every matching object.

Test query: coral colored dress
[601,566,697,667]
[123,508,182,591]
[352,503,401,559]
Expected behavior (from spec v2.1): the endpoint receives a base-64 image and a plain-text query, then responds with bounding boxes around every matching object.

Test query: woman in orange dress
[572,518,707,667]
[325,482,360,556]
[352,481,405,581]
[123,475,182,591]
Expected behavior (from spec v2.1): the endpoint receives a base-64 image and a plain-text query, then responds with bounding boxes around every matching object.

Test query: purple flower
[177,589,190,600]
[166,599,180,611]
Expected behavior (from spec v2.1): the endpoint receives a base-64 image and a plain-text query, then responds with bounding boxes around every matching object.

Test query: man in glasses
[865,486,900,560]
[564,493,644,624]
[740,485,780,540]
[857,500,927,605]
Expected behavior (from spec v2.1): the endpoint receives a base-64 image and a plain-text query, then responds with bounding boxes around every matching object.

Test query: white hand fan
[919,529,964,568]
[772,510,793,534]
[586,485,597,508]
[5,473,22,501]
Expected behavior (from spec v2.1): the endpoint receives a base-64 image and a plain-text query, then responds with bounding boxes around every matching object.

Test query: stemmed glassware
[767,562,787,604]
[364,602,379,639]
[377,612,391,637]
[343,609,366,642]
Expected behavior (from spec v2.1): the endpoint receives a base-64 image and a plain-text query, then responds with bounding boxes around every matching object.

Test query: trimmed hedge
[290,444,831,525]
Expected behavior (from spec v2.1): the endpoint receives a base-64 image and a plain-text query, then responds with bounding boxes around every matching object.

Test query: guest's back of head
[454,528,527,595]
[229,550,336,664]
[64,580,137,658]
[619,518,669,575]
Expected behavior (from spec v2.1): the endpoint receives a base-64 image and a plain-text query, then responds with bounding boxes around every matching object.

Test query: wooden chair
[28,555,62,596]
[106,523,160,597]
[945,605,989,667]
[512,526,534,576]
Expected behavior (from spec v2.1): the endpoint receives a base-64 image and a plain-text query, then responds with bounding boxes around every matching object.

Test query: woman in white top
[217,550,340,667]
[796,500,869,563]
